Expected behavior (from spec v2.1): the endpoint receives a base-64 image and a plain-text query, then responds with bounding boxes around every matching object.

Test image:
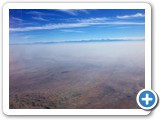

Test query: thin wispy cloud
[10,23,88,32]
[77,17,109,23]
[27,11,56,21]
[26,11,54,16]
[10,17,24,27]
[60,29,83,33]
[117,13,145,19]
[57,9,89,16]
[32,16,48,21]
[27,11,42,15]
[10,17,23,22]
[10,17,144,32]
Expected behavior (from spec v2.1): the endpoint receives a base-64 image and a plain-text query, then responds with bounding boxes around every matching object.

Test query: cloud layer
[10,17,144,32]
[117,13,145,19]
[56,9,89,16]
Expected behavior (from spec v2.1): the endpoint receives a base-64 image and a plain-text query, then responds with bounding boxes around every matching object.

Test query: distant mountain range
[10,39,145,45]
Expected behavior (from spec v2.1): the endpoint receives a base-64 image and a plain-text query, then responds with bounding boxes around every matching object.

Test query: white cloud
[27,11,42,15]
[57,9,89,16]
[61,29,83,33]
[10,17,23,22]
[77,17,109,23]
[10,23,89,32]
[117,13,145,19]
[10,17,144,32]
[27,11,52,16]
[27,11,55,21]
[32,16,48,21]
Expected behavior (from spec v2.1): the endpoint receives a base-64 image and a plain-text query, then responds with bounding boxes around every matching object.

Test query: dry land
[9,42,145,109]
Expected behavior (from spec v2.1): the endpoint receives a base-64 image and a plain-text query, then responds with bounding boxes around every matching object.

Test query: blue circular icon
[137,89,158,110]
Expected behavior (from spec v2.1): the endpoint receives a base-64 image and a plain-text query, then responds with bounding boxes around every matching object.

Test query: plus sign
[141,93,153,105]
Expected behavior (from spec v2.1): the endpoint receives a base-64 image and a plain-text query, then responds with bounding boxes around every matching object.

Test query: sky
[9,9,145,44]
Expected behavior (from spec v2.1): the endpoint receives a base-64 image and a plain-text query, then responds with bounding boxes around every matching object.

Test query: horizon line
[10,39,145,45]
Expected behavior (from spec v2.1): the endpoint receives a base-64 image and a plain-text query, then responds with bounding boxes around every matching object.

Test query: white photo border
[3,2,151,115]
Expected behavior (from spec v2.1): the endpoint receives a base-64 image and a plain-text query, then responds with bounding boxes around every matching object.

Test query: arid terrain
[9,42,145,109]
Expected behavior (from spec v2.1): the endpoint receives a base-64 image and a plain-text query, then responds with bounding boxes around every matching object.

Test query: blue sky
[9,9,145,44]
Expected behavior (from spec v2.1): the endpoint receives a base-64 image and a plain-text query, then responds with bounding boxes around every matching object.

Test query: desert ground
[9,41,145,109]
